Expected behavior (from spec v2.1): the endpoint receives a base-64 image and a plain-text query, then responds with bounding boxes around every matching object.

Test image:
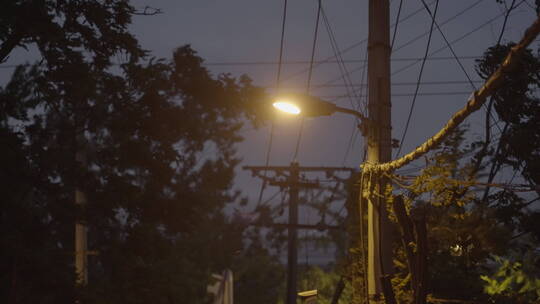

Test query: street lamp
[271,92,392,304]
[271,92,368,132]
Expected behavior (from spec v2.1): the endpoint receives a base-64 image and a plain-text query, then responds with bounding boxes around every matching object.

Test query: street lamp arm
[271,93,369,134]
[333,105,367,122]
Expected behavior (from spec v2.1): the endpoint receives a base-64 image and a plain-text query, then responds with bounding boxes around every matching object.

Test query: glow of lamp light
[272,101,301,115]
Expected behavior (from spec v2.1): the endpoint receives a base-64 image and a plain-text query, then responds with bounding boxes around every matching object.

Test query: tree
[0,0,146,65]
[383,10,540,297]
[480,253,540,304]
[0,41,273,303]
[388,128,511,302]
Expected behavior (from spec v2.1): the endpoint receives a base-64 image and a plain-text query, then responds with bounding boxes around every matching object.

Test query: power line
[280,0,437,83]
[319,3,367,167]
[366,17,540,173]
[391,4,520,77]
[256,0,289,208]
[204,55,481,66]
[327,91,471,99]
[293,0,322,161]
[421,0,478,90]
[391,0,404,50]
[395,0,440,158]
[219,55,479,66]
[321,0,487,86]
[339,47,369,165]
[394,0,486,54]
[0,55,482,69]
[276,0,289,88]
[270,79,483,89]
[419,0,526,136]
[320,5,363,114]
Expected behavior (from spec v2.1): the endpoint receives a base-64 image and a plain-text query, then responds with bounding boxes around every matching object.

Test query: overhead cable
[391,4,523,77]
[322,0,486,86]
[256,0,289,208]
[364,16,540,173]
[391,0,404,50]
[293,0,322,161]
[320,6,363,114]
[281,0,438,82]
[395,0,440,158]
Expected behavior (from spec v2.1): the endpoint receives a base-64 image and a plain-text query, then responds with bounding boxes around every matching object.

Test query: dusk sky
[122,0,539,262]
[1,0,538,260]
[126,1,538,206]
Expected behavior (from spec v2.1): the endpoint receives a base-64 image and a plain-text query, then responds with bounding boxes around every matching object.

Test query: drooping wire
[256,0,289,207]
[260,190,283,208]
[282,0,437,83]
[256,124,275,208]
[497,0,518,44]
[341,49,368,166]
[418,0,526,135]
[425,0,523,85]
[276,0,289,86]
[322,0,486,87]
[391,0,404,50]
[320,6,363,114]
[419,0,477,90]
[292,0,322,161]
[391,9,513,77]
[320,4,369,166]
[395,0,440,158]
[306,0,322,97]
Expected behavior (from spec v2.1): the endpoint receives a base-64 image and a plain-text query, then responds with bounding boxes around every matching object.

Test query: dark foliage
[0,1,279,301]
[0,41,272,302]
[0,0,144,66]
[476,44,540,242]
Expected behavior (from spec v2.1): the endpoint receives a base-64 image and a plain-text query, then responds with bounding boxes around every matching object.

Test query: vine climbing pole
[364,0,394,303]
[359,11,540,304]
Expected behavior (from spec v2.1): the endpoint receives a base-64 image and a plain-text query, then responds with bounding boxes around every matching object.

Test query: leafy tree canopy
[0,26,270,304]
[0,0,145,66]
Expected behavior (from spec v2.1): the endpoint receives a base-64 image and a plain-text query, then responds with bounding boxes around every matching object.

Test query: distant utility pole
[365,0,393,303]
[244,164,355,304]
[75,141,88,286]
[286,162,299,304]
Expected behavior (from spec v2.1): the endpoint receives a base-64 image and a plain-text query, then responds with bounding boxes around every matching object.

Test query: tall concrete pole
[366,0,392,303]
[286,162,299,304]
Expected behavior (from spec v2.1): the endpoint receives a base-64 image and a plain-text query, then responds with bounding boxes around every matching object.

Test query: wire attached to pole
[395,0,440,158]
[256,0,289,207]
[292,0,322,161]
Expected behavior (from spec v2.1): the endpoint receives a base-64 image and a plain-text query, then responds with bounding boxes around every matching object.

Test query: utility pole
[75,142,88,286]
[365,0,393,303]
[244,164,355,304]
[287,162,299,304]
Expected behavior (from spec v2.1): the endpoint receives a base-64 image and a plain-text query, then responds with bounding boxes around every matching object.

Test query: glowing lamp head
[273,100,301,115]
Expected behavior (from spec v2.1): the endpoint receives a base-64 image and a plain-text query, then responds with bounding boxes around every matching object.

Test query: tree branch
[0,32,23,63]
[133,6,162,16]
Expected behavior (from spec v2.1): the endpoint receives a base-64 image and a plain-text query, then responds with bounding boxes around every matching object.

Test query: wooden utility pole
[75,145,88,286]
[366,0,393,303]
[287,162,299,304]
[244,164,355,304]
